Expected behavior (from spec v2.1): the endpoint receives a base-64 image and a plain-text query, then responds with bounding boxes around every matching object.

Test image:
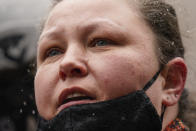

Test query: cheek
[34,65,59,117]
[34,71,50,106]
[90,52,144,100]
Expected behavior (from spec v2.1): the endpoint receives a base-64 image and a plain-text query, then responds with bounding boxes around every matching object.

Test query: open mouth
[61,93,94,105]
[58,89,96,112]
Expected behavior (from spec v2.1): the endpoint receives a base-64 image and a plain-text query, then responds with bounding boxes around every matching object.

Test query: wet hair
[134,0,190,127]
[48,0,189,127]
[138,0,184,66]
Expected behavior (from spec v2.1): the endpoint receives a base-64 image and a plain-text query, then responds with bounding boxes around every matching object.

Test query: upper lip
[58,86,95,107]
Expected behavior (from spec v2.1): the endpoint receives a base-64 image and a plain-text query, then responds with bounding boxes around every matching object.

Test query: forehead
[44,0,141,28]
[39,0,155,48]
[51,0,132,14]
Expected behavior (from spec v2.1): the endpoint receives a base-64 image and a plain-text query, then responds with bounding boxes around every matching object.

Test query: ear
[162,57,187,106]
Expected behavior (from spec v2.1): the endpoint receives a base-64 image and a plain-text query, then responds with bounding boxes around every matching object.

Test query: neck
[162,103,179,131]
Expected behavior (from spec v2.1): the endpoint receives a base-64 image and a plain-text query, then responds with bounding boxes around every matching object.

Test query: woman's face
[35,0,164,120]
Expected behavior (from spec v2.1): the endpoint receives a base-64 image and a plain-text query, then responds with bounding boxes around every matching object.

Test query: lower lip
[57,100,97,113]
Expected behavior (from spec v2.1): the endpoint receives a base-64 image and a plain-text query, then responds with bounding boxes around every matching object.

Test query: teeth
[67,92,86,99]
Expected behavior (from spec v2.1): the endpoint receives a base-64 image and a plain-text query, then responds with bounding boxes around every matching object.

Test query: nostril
[59,61,88,78]
[75,68,81,73]
[71,68,82,76]
[59,71,67,80]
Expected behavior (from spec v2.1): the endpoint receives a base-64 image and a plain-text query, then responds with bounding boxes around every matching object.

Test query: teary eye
[46,48,63,58]
[95,39,108,46]
[90,39,115,47]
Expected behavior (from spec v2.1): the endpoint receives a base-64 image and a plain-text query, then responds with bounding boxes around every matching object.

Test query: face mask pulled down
[37,70,163,131]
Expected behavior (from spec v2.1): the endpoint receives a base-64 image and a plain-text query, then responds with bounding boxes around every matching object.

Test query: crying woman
[34,0,189,130]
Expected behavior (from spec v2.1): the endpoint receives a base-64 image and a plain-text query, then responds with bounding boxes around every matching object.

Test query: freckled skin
[35,0,164,120]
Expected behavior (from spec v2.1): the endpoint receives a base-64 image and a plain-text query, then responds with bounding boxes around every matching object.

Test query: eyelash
[42,38,116,59]
[45,47,64,58]
[89,38,117,47]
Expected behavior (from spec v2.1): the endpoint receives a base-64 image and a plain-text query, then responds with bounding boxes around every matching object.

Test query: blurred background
[0,0,50,131]
[0,0,195,131]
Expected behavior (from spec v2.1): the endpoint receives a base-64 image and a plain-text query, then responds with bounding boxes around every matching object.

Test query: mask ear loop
[161,105,166,122]
[142,66,166,123]
[143,68,162,91]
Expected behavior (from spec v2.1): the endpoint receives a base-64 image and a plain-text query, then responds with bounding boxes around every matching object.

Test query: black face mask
[37,70,163,131]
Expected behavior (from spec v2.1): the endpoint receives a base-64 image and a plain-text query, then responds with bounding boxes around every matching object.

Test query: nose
[59,45,88,80]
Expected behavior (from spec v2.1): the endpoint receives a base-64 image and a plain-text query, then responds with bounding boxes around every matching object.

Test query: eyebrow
[79,18,129,38]
[38,18,129,44]
[38,26,64,45]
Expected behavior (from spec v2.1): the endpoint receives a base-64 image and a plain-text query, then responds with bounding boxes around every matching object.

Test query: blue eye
[95,40,108,46]
[46,48,63,58]
[90,39,114,47]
